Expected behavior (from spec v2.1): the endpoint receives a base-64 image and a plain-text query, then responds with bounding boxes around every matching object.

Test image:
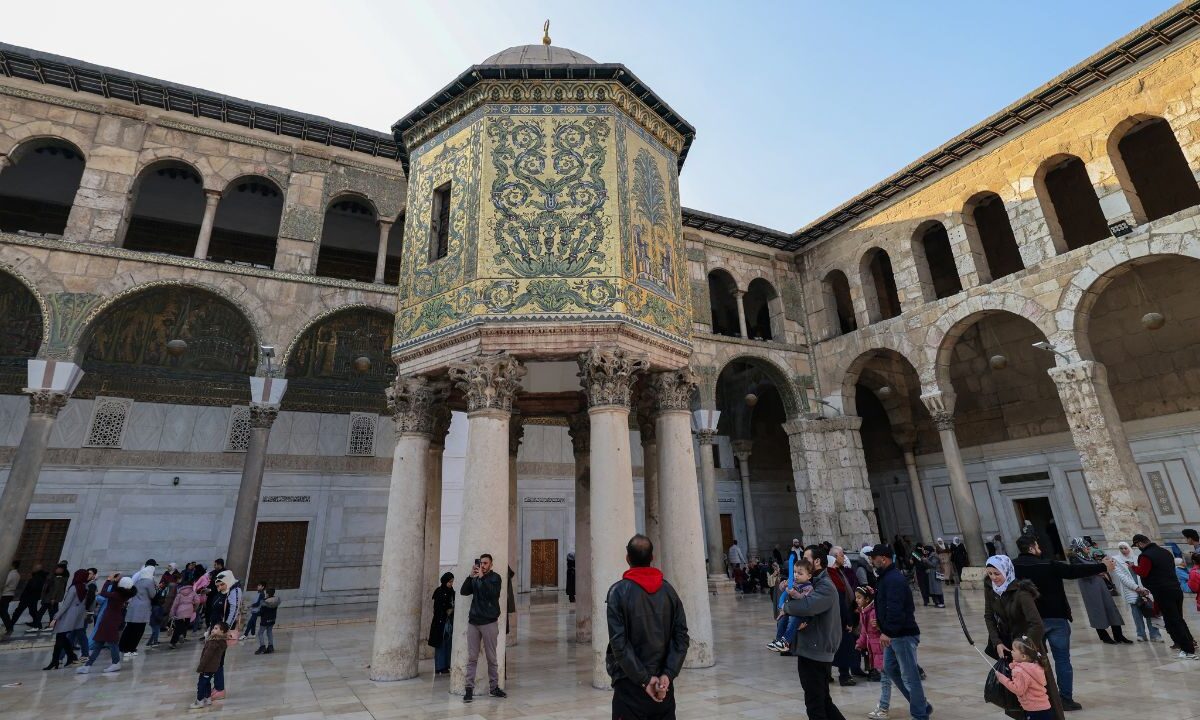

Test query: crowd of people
[1,557,281,710]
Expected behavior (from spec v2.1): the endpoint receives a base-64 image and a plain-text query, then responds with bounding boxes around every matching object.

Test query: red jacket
[93,582,130,643]
[1188,567,1200,611]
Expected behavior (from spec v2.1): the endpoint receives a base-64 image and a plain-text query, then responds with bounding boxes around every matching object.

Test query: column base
[707,574,736,594]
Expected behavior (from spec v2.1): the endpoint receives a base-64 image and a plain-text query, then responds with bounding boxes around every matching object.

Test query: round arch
[0,262,48,361]
[0,121,93,158]
[75,280,266,368]
[714,352,803,420]
[281,303,396,369]
[841,347,924,419]
[930,293,1058,390]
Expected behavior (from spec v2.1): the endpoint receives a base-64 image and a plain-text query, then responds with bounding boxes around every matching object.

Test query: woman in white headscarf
[119,560,158,656]
[1067,538,1130,644]
[1110,542,1160,641]
[983,555,1065,720]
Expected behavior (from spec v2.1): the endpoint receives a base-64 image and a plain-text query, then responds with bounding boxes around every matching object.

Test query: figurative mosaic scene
[3,4,1200,720]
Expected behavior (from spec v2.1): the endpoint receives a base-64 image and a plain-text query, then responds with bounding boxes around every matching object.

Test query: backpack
[151,584,169,607]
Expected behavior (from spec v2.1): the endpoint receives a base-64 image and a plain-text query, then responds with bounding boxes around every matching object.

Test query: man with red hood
[605,534,690,720]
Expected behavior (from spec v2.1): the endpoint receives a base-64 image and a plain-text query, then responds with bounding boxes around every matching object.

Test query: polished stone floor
[0,586,1196,719]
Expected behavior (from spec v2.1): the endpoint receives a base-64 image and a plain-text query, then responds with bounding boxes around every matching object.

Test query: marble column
[193,189,222,260]
[568,413,592,645]
[921,391,987,570]
[902,449,935,543]
[579,347,646,689]
[446,353,524,696]
[225,403,279,584]
[732,439,759,556]
[734,290,749,338]
[649,369,715,668]
[374,219,393,284]
[506,417,523,647]
[1049,360,1160,544]
[0,390,69,580]
[637,410,661,555]
[419,407,452,661]
[371,377,446,681]
[696,428,731,590]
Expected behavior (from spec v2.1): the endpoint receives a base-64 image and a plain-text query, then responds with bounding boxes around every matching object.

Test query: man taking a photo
[460,552,504,704]
[606,534,690,720]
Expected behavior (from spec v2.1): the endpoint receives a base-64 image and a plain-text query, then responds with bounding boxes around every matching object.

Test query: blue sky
[3,1,1180,231]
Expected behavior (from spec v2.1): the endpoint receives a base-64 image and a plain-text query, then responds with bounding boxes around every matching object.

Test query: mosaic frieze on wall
[394,104,690,345]
[286,310,396,385]
[0,273,43,361]
[82,287,258,376]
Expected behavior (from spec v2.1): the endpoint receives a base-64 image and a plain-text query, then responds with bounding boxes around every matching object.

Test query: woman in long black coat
[428,572,454,675]
[565,552,576,603]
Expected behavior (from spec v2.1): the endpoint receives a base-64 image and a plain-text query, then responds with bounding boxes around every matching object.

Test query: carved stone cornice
[509,415,525,457]
[27,391,68,418]
[447,352,525,413]
[568,412,590,456]
[248,403,279,429]
[578,347,648,409]
[647,368,697,413]
[386,376,450,435]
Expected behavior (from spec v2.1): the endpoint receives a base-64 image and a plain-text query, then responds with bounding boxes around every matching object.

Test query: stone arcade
[1,1,1200,691]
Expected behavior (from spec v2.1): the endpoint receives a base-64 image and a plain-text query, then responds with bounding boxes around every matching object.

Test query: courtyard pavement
[0,585,1196,719]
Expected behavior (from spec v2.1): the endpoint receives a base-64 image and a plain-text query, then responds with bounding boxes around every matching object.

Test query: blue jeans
[435,623,453,672]
[86,640,120,666]
[883,636,929,720]
[1042,618,1073,701]
[775,614,801,644]
[878,670,893,709]
[68,627,89,658]
[1128,602,1161,640]
[257,625,274,648]
[148,621,161,645]
[198,672,215,701]
[246,611,259,635]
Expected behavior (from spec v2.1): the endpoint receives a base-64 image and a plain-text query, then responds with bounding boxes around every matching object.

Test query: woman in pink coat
[168,582,201,649]
[854,586,892,719]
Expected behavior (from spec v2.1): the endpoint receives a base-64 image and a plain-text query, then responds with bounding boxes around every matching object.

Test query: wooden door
[248,521,308,590]
[15,519,69,580]
[720,513,734,554]
[529,539,558,588]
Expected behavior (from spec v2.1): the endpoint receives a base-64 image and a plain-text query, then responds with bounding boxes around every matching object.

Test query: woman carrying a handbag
[1067,538,1131,644]
[1112,542,1162,642]
[983,555,1065,720]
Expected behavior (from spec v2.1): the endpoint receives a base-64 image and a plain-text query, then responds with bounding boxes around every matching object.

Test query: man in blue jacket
[868,544,931,720]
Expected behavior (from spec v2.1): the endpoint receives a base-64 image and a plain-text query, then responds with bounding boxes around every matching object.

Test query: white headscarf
[132,564,156,583]
[986,555,1016,596]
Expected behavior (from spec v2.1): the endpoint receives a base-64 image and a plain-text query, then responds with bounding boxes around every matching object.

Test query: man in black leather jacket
[606,534,690,720]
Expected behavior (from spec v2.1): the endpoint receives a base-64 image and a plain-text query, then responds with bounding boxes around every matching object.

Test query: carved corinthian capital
[248,403,279,429]
[647,368,697,413]
[27,390,69,418]
[568,412,590,455]
[447,352,525,413]
[578,347,648,409]
[920,390,956,431]
[387,375,450,435]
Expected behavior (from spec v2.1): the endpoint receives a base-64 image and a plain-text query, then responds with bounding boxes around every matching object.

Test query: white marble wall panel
[123,401,166,451]
[288,412,321,455]
[48,398,92,448]
[265,410,295,454]
[159,405,199,451]
[317,413,348,456]
[375,415,396,457]
[0,394,29,446]
[187,406,229,452]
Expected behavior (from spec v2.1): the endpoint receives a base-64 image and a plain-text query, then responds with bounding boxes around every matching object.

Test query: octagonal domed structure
[481,44,597,66]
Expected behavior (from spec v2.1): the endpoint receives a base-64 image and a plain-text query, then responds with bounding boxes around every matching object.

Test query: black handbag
[984,658,1023,713]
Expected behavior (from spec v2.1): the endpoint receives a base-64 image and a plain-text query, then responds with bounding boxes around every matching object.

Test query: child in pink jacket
[995,638,1053,720]
[168,583,201,649]
[854,586,892,719]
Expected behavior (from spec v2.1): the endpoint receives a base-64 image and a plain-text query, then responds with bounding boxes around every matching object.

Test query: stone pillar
[370,377,446,681]
[782,416,876,551]
[579,347,645,689]
[193,189,222,260]
[225,403,279,584]
[568,413,592,645]
[0,390,69,579]
[696,428,733,591]
[649,369,715,668]
[506,417,523,647]
[446,353,524,696]
[374,219,393,284]
[1049,361,1160,544]
[902,449,934,543]
[921,391,987,572]
[734,290,749,338]
[732,439,759,556]
[637,411,661,554]
[419,407,452,661]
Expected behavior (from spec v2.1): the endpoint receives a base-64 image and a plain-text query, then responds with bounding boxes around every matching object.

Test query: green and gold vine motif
[487,116,610,278]
[631,148,676,300]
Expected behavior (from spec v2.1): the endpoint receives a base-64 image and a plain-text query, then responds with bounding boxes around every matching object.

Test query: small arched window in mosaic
[346,412,377,456]
[84,396,133,448]
[224,405,250,452]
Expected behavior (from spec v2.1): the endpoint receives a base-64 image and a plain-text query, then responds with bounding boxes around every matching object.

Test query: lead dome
[481,44,597,65]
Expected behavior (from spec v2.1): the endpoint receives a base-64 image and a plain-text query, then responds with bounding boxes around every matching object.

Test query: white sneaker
[75,665,90,674]
[867,707,890,719]
[188,699,212,710]
[102,663,121,673]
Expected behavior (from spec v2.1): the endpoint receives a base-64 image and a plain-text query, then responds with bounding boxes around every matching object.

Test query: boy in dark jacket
[245,582,265,639]
[255,588,280,655]
[192,621,228,709]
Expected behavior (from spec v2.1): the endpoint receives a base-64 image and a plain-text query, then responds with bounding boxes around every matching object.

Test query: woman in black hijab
[428,572,455,676]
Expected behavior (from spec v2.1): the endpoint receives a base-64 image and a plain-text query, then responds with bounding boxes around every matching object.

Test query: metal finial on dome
[543,20,551,45]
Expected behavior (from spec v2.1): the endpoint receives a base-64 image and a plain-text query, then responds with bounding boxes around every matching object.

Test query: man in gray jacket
[784,546,848,720]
